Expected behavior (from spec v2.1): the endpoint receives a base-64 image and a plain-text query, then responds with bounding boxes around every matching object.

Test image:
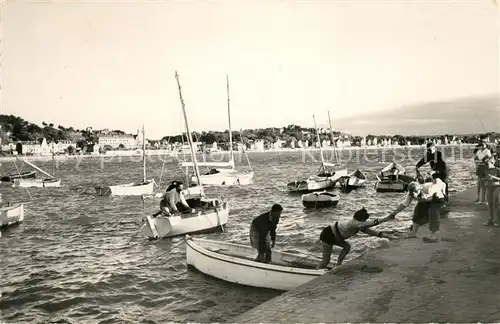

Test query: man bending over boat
[316,207,395,269]
[156,181,194,216]
[250,204,283,263]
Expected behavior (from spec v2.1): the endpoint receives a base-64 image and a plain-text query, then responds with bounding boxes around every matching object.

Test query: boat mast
[327,110,339,164]
[51,145,55,177]
[313,115,325,165]
[175,71,203,188]
[142,125,146,183]
[227,74,234,166]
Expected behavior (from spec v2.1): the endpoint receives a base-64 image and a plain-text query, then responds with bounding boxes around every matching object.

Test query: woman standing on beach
[474,140,492,204]
[482,156,500,227]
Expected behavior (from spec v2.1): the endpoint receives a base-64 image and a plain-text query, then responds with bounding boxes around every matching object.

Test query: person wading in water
[249,204,283,263]
[316,207,396,269]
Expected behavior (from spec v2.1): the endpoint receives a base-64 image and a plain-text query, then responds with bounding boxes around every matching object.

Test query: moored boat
[139,71,230,240]
[287,176,334,193]
[95,181,154,196]
[13,177,61,188]
[141,197,228,239]
[375,162,415,192]
[185,236,333,291]
[0,202,25,228]
[339,169,367,192]
[0,171,36,182]
[95,126,156,196]
[302,191,339,208]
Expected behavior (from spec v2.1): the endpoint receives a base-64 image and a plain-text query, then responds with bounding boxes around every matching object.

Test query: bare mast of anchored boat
[51,148,55,177]
[175,71,203,189]
[312,115,325,165]
[327,111,339,164]
[142,125,146,183]
[226,74,234,165]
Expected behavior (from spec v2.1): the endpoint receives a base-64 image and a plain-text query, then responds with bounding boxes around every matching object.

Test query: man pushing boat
[316,207,396,269]
[250,204,283,263]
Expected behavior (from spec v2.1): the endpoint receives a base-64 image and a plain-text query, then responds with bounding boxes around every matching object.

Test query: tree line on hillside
[1,115,499,152]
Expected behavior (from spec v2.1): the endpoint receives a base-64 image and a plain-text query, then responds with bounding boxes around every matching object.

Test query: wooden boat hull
[140,198,229,239]
[287,177,334,193]
[1,171,37,182]
[95,180,154,196]
[13,178,61,188]
[191,171,254,186]
[185,236,332,291]
[302,191,339,208]
[0,203,24,228]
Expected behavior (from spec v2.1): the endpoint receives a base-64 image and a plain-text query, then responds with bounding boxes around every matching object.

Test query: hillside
[331,95,500,136]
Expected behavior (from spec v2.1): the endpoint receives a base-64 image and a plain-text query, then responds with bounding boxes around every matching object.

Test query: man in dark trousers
[415,142,449,201]
[249,204,283,263]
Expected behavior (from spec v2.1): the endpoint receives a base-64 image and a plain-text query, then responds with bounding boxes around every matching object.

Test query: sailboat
[287,115,347,193]
[13,152,62,188]
[140,71,229,239]
[95,126,155,196]
[180,75,254,186]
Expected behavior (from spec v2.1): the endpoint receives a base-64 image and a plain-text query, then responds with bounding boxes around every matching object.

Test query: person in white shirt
[474,140,492,204]
[388,176,446,241]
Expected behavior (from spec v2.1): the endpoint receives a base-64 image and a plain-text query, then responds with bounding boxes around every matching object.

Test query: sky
[1,0,499,139]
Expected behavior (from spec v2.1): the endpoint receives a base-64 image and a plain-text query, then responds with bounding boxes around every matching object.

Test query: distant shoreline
[0,144,476,162]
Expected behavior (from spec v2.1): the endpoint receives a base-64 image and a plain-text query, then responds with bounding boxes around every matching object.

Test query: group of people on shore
[250,142,452,268]
[473,138,500,226]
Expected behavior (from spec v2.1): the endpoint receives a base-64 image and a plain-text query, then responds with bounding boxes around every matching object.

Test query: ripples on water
[0,147,477,323]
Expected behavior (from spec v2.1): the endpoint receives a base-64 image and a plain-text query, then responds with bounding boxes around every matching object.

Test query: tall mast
[227,74,234,164]
[313,115,325,164]
[327,110,339,164]
[142,125,146,182]
[175,71,203,187]
[51,145,55,177]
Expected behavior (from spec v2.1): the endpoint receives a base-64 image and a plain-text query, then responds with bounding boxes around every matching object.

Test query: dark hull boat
[1,171,36,182]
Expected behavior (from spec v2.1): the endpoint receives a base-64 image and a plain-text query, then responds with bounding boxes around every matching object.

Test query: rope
[146,239,185,265]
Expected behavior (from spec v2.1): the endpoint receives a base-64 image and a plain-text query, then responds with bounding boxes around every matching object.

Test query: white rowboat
[185,236,333,291]
[302,191,340,209]
[13,178,61,188]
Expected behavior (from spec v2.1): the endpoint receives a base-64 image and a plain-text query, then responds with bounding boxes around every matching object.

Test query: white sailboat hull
[140,200,229,239]
[95,180,154,196]
[191,171,254,186]
[185,236,331,291]
[13,178,61,188]
[0,203,24,227]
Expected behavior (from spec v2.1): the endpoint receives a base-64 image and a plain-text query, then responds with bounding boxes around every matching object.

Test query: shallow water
[0,147,477,323]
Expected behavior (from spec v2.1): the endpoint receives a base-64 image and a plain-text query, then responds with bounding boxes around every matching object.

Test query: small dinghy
[339,169,367,192]
[302,191,339,209]
[95,180,154,196]
[287,176,335,193]
[1,171,36,182]
[13,177,61,188]
[375,162,415,192]
[0,202,25,228]
[185,236,333,291]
